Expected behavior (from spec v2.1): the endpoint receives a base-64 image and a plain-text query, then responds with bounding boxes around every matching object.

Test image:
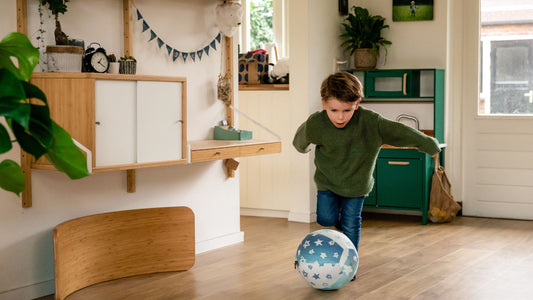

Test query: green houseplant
[340,6,392,70]
[40,0,70,45]
[0,32,88,196]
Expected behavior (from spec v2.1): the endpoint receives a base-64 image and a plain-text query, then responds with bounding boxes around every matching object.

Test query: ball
[295,229,359,290]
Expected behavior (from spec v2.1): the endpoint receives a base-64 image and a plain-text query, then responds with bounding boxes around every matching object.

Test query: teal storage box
[214,126,253,140]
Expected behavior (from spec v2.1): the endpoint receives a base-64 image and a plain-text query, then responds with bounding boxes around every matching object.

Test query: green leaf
[0,32,39,81]
[0,124,12,154]
[0,68,26,101]
[11,117,49,159]
[0,159,25,195]
[45,121,89,180]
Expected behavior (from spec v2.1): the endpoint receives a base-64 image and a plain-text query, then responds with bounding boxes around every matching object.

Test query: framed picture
[393,0,434,22]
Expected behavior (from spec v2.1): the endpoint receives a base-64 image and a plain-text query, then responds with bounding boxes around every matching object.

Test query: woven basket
[119,60,137,74]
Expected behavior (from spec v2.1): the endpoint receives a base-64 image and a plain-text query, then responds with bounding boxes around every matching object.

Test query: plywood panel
[54,206,195,300]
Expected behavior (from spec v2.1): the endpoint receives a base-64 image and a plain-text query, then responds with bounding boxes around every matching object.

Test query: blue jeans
[316,190,365,250]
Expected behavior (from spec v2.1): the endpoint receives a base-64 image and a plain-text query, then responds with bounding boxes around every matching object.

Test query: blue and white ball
[295,229,359,290]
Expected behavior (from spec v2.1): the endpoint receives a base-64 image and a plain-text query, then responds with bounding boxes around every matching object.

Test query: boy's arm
[378,115,441,155]
[293,122,312,153]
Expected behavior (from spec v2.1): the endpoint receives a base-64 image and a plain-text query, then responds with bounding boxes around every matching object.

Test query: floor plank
[59,213,533,300]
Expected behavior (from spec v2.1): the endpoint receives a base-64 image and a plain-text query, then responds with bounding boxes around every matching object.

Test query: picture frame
[393,0,434,22]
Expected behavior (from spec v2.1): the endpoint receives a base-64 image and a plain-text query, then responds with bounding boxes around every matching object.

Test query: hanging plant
[39,0,70,45]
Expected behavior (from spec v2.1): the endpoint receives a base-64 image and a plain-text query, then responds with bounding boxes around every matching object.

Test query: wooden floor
[48,213,533,300]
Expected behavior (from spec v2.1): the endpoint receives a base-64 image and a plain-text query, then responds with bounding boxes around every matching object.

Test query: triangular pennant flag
[197,50,203,60]
[142,20,149,32]
[203,45,210,56]
[166,45,172,55]
[190,52,196,62]
[173,49,181,62]
[182,52,188,62]
[136,9,143,20]
[157,38,164,48]
[216,33,221,43]
[210,39,217,50]
[149,30,157,41]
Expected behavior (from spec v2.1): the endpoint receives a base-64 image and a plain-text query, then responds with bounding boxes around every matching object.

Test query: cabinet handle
[176,120,184,124]
[402,73,408,95]
[95,121,101,125]
[259,147,265,151]
[388,161,410,165]
[214,151,221,155]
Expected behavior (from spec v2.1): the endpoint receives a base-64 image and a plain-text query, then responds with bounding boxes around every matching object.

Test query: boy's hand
[432,153,439,160]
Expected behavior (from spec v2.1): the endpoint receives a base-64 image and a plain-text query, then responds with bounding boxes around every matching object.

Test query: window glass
[479,0,533,115]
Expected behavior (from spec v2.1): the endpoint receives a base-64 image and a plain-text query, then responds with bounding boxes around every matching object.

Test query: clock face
[90,51,109,73]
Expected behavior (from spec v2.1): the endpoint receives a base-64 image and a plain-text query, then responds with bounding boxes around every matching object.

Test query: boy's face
[322,97,361,129]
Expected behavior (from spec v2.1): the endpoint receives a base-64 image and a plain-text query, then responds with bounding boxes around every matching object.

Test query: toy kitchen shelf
[349,68,446,224]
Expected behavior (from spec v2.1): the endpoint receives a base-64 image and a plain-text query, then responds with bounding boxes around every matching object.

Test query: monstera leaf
[0,32,88,196]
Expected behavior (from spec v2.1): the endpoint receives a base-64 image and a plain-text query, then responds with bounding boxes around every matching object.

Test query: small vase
[108,62,119,74]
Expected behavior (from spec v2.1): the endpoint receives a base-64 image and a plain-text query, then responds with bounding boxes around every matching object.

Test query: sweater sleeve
[293,121,312,153]
[377,115,441,155]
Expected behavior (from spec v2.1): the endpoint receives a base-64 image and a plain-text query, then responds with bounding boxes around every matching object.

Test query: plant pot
[119,60,136,74]
[353,48,377,70]
[46,45,83,72]
[108,62,119,74]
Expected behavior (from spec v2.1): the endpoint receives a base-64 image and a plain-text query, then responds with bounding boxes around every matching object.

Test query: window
[479,0,533,115]
[239,0,288,62]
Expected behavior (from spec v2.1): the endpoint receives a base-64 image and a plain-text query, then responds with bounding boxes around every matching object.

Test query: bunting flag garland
[135,6,221,63]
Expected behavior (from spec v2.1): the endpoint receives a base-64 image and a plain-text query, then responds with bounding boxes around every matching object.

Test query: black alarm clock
[84,43,109,73]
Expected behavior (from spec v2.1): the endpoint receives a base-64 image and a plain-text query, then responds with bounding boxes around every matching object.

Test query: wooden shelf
[189,140,281,163]
[239,84,289,91]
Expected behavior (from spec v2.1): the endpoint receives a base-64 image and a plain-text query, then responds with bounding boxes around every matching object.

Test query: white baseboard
[240,208,289,219]
[195,231,244,254]
[0,279,54,300]
[288,211,317,223]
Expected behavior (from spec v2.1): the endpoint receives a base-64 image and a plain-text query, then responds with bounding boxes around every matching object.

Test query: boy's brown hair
[320,72,364,103]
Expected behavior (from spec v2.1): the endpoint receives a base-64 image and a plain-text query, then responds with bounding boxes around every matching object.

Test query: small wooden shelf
[189,140,281,163]
[239,84,289,91]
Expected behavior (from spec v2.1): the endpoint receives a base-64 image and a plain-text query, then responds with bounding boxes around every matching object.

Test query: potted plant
[340,6,392,70]
[39,0,70,45]
[119,55,137,75]
[107,54,119,73]
[0,32,88,196]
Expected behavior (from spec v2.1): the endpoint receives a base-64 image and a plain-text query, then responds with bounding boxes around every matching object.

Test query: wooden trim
[225,36,234,126]
[30,72,187,82]
[239,84,289,91]
[21,151,32,207]
[123,0,133,56]
[16,0,27,35]
[189,140,281,163]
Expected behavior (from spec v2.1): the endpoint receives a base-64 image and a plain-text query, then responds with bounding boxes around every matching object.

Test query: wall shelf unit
[16,0,281,207]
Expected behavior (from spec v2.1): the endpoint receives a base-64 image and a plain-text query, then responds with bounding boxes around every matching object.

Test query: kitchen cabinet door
[136,81,183,163]
[95,80,137,166]
[377,157,422,209]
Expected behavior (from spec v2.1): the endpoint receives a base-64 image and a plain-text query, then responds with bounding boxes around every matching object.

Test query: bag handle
[433,152,440,170]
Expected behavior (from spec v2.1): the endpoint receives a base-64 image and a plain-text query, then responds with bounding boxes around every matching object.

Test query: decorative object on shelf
[238,50,269,85]
[217,73,232,102]
[107,54,119,73]
[135,5,221,63]
[214,126,252,140]
[39,0,71,45]
[393,0,434,22]
[83,42,109,73]
[340,6,392,70]
[215,0,243,37]
[119,55,137,74]
[46,45,83,72]
[0,32,89,196]
[270,57,289,84]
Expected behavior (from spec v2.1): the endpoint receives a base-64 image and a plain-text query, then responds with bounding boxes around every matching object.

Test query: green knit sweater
[293,107,441,198]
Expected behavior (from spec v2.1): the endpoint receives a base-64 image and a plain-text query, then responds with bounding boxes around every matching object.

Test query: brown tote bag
[428,155,461,223]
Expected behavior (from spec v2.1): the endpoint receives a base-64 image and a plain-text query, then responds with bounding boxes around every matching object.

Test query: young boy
[293,72,440,253]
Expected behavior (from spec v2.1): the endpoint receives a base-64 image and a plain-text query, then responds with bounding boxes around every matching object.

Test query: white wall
[0,1,242,299]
